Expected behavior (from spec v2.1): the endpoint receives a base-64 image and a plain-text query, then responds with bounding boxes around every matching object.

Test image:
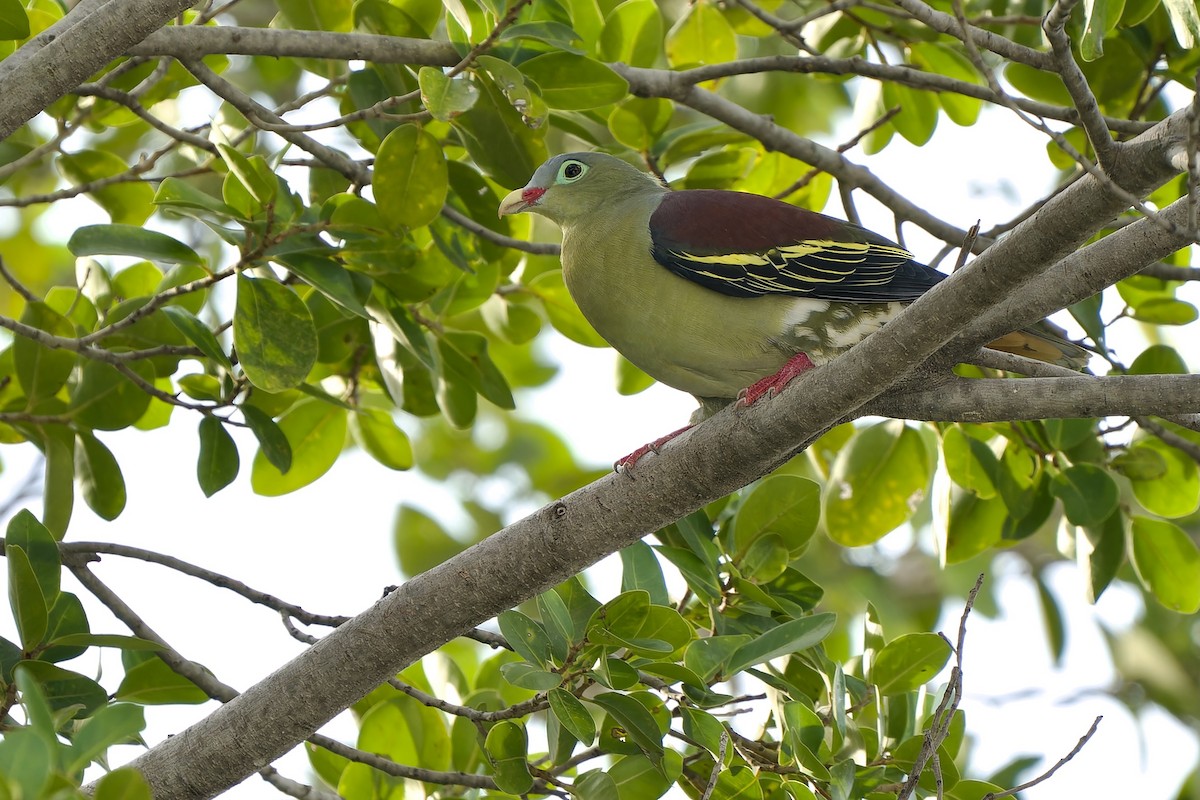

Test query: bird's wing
[648,190,945,302]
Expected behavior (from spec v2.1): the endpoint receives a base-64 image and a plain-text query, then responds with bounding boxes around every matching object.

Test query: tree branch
[0,0,198,140]
[867,375,1200,422]
[129,25,459,66]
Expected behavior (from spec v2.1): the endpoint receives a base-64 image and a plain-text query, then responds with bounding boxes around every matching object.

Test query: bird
[498,152,1089,467]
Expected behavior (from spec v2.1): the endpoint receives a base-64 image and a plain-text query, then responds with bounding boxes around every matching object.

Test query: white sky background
[0,64,1197,798]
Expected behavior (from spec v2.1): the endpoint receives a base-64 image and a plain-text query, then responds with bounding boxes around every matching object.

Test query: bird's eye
[558,160,587,182]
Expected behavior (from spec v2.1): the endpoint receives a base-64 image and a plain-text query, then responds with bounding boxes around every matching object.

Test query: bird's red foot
[737,352,817,407]
[614,425,694,472]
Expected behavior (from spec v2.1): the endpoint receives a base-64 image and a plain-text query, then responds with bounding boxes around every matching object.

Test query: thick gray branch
[953,184,1197,360]
[130,25,459,65]
[869,375,1200,421]
[0,0,198,141]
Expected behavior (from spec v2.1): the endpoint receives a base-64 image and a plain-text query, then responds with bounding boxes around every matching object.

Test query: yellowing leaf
[666,2,736,68]
[234,275,317,393]
[250,400,347,496]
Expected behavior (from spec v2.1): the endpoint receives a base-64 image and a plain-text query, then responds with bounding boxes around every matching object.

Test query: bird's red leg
[615,425,694,472]
[737,352,816,407]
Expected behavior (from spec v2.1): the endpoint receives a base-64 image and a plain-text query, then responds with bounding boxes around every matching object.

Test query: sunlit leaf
[1129,516,1200,612]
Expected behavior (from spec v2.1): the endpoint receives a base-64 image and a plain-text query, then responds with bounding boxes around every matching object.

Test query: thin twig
[982,717,1103,800]
[700,730,729,800]
[897,574,983,800]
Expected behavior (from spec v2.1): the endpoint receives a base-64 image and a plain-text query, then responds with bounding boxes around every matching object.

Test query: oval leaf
[234,275,318,392]
[870,632,952,696]
[374,124,448,231]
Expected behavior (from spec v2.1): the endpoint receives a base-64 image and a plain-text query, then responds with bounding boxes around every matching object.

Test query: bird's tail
[986,325,1091,370]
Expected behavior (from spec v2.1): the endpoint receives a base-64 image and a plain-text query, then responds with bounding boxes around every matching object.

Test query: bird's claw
[737,352,816,408]
[613,425,695,474]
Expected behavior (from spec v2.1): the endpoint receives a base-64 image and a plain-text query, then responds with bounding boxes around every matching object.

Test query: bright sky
[0,71,1196,799]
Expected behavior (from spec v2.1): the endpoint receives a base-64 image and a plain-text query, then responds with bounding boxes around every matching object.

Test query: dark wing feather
[648,190,946,302]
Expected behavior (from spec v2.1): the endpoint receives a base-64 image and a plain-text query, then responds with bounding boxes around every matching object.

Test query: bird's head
[498,152,664,227]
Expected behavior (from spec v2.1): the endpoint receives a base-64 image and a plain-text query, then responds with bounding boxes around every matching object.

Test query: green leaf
[41,593,89,663]
[619,541,668,605]
[1035,573,1066,664]
[666,2,736,67]
[1129,344,1188,374]
[549,688,596,746]
[500,661,564,690]
[737,532,790,583]
[519,53,628,110]
[0,0,30,39]
[349,409,412,470]
[500,20,585,51]
[909,43,982,125]
[216,143,276,207]
[733,475,820,555]
[13,301,76,401]
[162,306,233,370]
[250,400,347,496]
[76,432,127,520]
[436,330,515,409]
[485,720,534,794]
[1043,418,1097,450]
[66,704,146,774]
[70,360,154,431]
[42,429,75,539]
[727,613,836,675]
[234,275,318,392]
[1049,463,1118,527]
[1004,62,1071,105]
[114,656,208,704]
[417,67,480,121]
[8,545,48,648]
[1129,516,1200,612]
[498,610,553,668]
[375,124,448,230]
[599,0,664,68]
[0,730,52,800]
[67,224,200,265]
[278,0,352,31]
[1079,511,1125,603]
[589,692,665,759]
[941,426,997,498]
[57,150,154,225]
[93,767,154,800]
[48,633,161,650]
[1112,445,1167,481]
[870,633,952,695]
[197,416,239,497]
[824,421,931,546]
[6,510,60,605]
[608,753,677,799]
[153,177,242,220]
[1127,437,1200,518]
[1129,297,1198,325]
[609,97,673,153]
[450,71,548,190]
[241,405,293,473]
[17,660,107,717]
[587,591,689,655]
[883,82,939,146]
[1081,0,1115,59]
[1163,0,1200,46]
